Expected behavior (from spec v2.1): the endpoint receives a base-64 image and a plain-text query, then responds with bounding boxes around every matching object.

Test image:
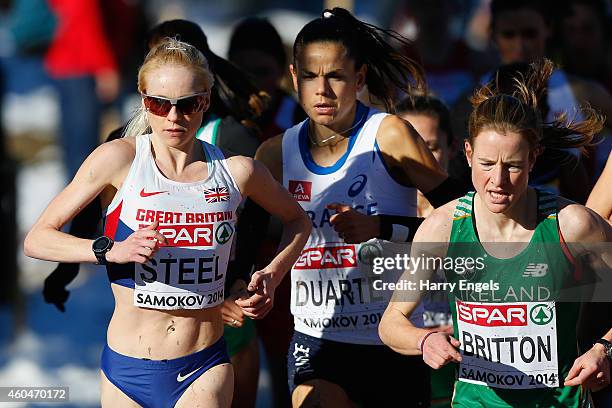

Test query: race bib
[291,242,389,341]
[291,241,423,344]
[456,300,559,389]
[133,247,225,310]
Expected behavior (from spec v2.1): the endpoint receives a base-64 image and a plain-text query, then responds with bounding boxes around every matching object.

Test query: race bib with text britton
[456,300,559,389]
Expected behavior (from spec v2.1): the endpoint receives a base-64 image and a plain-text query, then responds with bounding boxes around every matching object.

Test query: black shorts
[287,331,431,407]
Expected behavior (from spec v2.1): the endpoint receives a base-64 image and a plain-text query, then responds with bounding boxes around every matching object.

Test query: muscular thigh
[174,363,234,408]
[292,379,354,408]
[100,370,141,408]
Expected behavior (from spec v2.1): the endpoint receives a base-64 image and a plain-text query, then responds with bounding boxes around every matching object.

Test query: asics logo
[177,366,203,382]
[347,174,367,197]
[522,263,548,277]
[140,188,168,198]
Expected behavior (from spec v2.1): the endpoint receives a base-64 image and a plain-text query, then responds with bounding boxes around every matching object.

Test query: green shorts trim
[223,317,256,357]
[431,363,455,408]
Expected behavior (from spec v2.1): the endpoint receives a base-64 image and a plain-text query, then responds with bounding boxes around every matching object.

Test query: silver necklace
[308,114,365,147]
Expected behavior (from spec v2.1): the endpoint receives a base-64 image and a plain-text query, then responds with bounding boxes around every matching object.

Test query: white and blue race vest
[283,102,420,345]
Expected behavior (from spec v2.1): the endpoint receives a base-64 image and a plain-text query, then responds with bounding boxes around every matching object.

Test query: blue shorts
[101,336,230,408]
[287,331,431,407]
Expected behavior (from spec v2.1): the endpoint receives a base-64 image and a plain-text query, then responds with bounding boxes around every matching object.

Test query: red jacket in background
[44,0,117,78]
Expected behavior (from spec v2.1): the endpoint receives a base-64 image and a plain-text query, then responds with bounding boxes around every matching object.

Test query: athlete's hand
[222,280,248,328]
[105,221,167,264]
[327,203,379,243]
[43,262,80,312]
[564,343,611,391]
[222,297,246,328]
[421,331,462,369]
[235,270,275,319]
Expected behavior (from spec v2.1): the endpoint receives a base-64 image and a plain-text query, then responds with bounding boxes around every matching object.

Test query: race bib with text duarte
[456,300,559,389]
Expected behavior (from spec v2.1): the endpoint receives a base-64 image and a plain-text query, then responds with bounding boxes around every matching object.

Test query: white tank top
[104,134,242,310]
[282,103,419,345]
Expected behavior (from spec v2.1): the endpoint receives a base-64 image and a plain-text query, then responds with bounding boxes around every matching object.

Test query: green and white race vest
[446,190,583,407]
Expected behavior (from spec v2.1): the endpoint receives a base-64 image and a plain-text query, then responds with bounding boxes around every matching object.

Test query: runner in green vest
[379,59,612,407]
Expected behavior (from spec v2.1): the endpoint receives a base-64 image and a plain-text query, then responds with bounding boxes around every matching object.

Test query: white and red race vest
[104,134,242,310]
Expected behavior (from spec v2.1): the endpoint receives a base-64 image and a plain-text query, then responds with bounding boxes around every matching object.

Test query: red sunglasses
[142,92,208,116]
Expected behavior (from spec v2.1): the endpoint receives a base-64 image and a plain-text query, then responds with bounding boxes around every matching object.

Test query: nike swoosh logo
[140,188,168,198]
[177,366,203,382]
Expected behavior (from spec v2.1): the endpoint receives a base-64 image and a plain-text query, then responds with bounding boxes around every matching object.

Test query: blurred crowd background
[0,0,611,407]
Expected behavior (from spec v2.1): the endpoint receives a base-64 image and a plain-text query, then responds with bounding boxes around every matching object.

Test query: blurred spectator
[553,0,612,95]
[464,0,496,52]
[487,0,612,131]
[5,0,57,56]
[391,0,490,106]
[99,0,149,113]
[551,0,612,179]
[449,0,612,191]
[489,0,551,66]
[228,17,305,141]
[44,0,119,177]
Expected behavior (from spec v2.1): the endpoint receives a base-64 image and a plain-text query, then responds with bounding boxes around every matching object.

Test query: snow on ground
[16,158,67,292]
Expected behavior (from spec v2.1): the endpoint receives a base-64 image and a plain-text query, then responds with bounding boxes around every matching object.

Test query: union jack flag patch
[204,186,230,203]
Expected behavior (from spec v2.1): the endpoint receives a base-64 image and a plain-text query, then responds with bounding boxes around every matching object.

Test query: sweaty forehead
[296,42,353,69]
[144,65,206,97]
[473,130,531,158]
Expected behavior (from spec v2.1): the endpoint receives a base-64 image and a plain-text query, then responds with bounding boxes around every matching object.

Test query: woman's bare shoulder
[415,199,458,243]
[558,197,611,243]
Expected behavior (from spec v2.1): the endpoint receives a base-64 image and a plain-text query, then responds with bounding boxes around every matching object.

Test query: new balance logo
[522,263,548,277]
